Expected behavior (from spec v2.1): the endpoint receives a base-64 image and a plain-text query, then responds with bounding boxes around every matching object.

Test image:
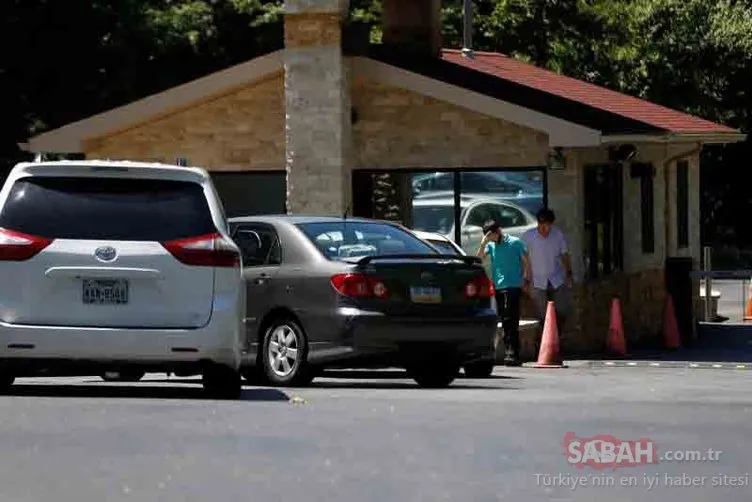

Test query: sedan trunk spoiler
[356,254,483,266]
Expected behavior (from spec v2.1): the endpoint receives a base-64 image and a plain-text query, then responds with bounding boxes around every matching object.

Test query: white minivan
[0,160,245,398]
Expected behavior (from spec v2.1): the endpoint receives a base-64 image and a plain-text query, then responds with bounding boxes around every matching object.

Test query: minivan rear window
[0,176,216,241]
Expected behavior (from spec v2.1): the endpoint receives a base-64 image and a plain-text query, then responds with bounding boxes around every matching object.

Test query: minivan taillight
[464,275,494,299]
[331,273,389,299]
[0,227,53,261]
[161,232,240,267]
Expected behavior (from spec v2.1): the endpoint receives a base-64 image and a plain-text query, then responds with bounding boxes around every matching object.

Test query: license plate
[82,279,129,305]
[410,286,442,303]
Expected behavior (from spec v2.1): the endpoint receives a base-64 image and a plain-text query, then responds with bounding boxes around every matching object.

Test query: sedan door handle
[253,278,268,285]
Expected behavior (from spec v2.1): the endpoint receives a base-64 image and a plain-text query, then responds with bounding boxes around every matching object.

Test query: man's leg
[553,285,574,345]
[500,288,522,365]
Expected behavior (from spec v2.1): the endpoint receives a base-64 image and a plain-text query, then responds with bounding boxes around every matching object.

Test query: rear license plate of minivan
[410,286,442,303]
[82,279,129,305]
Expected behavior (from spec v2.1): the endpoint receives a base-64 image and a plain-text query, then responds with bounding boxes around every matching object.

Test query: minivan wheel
[407,361,460,389]
[464,361,495,378]
[202,364,242,400]
[101,370,146,382]
[261,318,313,387]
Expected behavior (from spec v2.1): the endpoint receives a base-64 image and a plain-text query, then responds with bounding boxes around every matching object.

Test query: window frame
[231,222,284,268]
[676,160,690,249]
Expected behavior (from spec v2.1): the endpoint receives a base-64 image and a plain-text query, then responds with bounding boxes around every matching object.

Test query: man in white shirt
[521,208,574,336]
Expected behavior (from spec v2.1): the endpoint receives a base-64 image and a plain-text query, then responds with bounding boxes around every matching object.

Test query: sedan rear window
[427,239,462,256]
[296,221,438,260]
[0,176,216,241]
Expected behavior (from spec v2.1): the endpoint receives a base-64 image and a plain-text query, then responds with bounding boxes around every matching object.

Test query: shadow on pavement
[321,369,523,380]
[4,383,290,402]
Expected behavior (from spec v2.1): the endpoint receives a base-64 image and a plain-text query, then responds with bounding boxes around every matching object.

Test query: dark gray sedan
[228,215,498,388]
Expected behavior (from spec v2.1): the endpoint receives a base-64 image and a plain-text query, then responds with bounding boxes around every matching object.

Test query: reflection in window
[352,168,546,255]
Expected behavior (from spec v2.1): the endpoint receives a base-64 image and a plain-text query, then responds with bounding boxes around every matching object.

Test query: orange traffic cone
[663,295,681,349]
[744,281,752,322]
[533,301,567,368]
[607,298,627,357]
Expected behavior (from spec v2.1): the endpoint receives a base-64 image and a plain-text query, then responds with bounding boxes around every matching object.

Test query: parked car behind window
[296,221,438,260]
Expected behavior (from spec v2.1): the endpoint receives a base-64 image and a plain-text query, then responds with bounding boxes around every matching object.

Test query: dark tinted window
[0,176,215,241]
[296,221,437,260]
[232,224,282,266]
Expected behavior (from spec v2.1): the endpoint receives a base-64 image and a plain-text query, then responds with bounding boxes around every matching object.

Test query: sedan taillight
[464,275,494,299]
[0,227,53,261]
[161,232,240,268]
[331,273,389,299]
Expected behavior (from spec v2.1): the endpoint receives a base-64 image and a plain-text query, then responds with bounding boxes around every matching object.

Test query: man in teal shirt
[477,220,531,366]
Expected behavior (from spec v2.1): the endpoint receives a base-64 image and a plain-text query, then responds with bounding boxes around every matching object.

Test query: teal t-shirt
[485,235,526,290]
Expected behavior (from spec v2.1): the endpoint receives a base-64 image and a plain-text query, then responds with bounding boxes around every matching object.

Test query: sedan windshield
[297,221,438,260]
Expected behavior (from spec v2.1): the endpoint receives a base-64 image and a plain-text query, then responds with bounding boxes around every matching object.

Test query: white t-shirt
[522,226,569,289]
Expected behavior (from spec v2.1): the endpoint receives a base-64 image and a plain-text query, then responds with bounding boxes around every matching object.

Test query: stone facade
[283,0,350,215]
[84,73,285,170]
[350,78,549,169]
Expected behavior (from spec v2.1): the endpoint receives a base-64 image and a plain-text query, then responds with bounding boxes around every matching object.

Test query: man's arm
[558,229,573,285]
[476,233,491,258]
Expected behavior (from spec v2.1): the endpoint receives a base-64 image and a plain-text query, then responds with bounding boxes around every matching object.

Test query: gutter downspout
[662,142,702,262]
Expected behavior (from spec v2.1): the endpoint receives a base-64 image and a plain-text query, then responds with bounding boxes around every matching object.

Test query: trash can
[664,257,695,345]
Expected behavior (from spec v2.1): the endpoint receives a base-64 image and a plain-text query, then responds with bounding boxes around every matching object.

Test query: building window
[352,168,547,254]
[676,160,689,248]
[210,172,287,217]
[638,163,655,254]
[584,164,624,278]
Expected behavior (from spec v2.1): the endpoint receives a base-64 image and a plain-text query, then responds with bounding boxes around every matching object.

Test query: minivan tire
[0,374,15,393]
[203,364,242,399]
[261,317,313,387]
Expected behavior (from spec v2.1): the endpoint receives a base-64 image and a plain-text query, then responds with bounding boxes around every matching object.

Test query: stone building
[25,0,746,356]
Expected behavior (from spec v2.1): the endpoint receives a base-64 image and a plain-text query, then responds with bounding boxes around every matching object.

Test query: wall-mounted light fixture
[547,147,566,170]
[608,144,637,164]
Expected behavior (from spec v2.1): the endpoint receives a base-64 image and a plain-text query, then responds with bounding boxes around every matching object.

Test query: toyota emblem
[94,246,117,262]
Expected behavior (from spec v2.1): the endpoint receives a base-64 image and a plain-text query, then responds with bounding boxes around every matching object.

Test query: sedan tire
[407,360,460,388]
[463,361,495,378]
[261,317,314,387]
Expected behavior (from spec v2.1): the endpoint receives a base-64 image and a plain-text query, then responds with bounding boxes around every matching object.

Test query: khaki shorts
[531,284,573,322]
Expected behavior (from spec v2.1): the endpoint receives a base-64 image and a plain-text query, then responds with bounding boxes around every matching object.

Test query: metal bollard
[703,246,712,322]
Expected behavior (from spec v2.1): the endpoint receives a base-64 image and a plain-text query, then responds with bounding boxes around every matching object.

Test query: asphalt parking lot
[0,366,750,502]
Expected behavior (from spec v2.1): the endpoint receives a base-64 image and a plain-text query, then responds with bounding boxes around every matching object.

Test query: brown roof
[442,49,737,135]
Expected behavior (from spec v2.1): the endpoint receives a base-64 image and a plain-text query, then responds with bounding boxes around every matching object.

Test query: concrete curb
[583,360,752,370]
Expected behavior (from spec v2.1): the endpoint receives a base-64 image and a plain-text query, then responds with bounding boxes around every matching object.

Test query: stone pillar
[284,0,351,215]
[381,0,442,57]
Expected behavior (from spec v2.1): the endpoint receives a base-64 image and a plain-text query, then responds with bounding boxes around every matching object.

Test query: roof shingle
[442,49,737,135]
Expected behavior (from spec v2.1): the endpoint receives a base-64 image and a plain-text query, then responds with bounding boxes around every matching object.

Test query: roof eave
[601,132,747,145]
[26,50,285,154]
